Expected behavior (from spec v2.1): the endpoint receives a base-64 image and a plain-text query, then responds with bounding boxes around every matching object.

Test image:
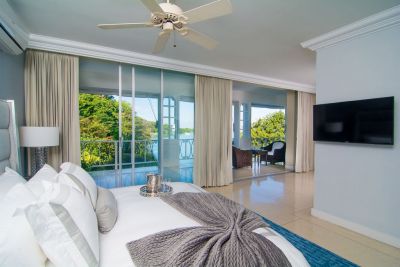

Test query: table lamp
[19,126,59,175]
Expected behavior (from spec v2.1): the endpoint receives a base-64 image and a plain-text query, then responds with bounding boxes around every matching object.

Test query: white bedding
[100,182,309,267]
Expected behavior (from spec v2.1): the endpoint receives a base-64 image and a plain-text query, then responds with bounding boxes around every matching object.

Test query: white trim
[27,34,315,93]
[311,208,400,248]
[159,70,164,176]
[131,66,135,185]
[302,5,400,51]
[118,65,123,188]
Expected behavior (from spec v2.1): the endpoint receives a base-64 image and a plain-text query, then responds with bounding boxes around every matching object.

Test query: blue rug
[261,217,359,267]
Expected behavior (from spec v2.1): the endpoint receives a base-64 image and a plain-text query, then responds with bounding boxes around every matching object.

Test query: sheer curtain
[194,75,232,187]
[295,91,316,172]
[25,50,80,171]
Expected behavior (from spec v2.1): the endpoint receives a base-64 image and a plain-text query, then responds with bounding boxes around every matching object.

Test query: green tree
[79,93,157,170]
[251,111,285,147]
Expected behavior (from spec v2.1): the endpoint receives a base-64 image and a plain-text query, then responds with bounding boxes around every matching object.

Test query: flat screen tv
[313,96,394,145]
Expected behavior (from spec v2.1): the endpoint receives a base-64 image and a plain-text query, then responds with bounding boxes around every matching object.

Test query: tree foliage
[251,111,285,147]
[79,93,157,170]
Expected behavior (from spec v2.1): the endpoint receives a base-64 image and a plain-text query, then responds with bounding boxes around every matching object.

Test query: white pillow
[0,183,47,267]
[25,182,99,267]
[29,164,58,183]
[60,162,97,208]
[56,173,93,204]
[0,167,26,200]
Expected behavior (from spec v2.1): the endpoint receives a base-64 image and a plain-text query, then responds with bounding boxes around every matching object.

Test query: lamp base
[32,147,48,175]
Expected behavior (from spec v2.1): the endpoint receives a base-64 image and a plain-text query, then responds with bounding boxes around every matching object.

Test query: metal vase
[146,173,162,193]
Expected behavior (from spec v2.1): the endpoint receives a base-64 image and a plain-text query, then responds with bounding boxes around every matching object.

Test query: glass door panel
[120,64,134,187]
[79,58,120,188]
[162,70,195,183]
[134,66,161,185]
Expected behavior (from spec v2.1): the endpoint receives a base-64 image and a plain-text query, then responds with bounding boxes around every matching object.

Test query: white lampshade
[19,127,60,147]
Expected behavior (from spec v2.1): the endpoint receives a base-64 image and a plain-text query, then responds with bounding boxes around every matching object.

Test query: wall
[285,91,296,170]
[314,25,400,247]
[0,51,25,174]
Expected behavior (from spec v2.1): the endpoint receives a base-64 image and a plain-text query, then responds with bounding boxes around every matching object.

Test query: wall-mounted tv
[313,97,394,145]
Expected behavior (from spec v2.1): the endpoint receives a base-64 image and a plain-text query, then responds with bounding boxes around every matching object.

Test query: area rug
[262,217,359,267]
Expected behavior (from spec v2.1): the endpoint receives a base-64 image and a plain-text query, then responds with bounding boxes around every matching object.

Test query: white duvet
[100,182,309,267]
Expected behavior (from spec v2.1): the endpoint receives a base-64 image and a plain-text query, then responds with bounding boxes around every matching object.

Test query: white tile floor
[206,172,400,267]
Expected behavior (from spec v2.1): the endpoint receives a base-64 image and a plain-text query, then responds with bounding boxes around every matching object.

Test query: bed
[0,99,309,267]
[100,182,309,267]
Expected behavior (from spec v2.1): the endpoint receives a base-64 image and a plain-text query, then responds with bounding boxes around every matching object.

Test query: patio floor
[89,160,193,188]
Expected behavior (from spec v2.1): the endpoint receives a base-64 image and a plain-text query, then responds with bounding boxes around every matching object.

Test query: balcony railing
[80,139,194,172]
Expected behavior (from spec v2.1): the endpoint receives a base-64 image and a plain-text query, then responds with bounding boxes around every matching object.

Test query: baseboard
[311,208,400,248]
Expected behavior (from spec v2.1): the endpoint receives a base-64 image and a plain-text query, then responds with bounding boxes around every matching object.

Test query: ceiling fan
[97,0,232,53]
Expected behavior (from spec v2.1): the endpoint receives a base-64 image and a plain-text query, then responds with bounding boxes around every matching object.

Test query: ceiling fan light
[163,22,174,31]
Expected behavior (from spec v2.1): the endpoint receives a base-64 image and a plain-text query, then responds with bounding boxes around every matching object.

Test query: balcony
[81,139,194,188]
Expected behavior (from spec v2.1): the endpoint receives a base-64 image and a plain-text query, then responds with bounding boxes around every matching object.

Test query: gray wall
[0,50,25,174]
[314,25,400,246]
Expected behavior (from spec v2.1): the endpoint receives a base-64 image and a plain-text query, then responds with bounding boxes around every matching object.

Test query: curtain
[295,91,316,172]
[194,75,232,187]
[25,50,80,171]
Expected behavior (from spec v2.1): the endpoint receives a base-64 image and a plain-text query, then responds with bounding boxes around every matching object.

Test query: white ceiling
[7,0,400,86]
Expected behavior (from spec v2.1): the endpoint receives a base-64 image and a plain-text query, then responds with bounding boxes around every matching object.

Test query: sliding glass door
[79,59,135,188]
[134,66,161,185]
[119,64,135,187]
[79,58,194,188]
[162,70,194,183]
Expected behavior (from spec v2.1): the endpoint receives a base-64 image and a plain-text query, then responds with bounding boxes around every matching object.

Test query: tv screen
[313,97,394,145]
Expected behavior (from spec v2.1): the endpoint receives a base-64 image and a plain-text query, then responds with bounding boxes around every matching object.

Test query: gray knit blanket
[126,192,291,267]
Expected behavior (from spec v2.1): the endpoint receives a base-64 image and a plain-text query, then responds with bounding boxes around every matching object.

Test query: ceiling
[7,0,400,87]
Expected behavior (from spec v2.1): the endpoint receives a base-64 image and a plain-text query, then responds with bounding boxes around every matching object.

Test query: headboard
[0,100,21,175]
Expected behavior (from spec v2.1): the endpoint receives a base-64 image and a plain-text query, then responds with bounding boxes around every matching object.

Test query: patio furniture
[251,149,268,167]
[232,146,252,168]
[261,141,286,165]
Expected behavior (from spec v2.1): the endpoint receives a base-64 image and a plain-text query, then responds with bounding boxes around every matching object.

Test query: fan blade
[179,28,218,50]
[97,22,153,29]
[183,0,232,24]
[140,0,165,14]
[153,31,171,54]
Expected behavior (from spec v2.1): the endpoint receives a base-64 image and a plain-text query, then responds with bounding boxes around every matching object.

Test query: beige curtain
[25,50,80,171]
[194,75,232,187]
[295,91,316,172]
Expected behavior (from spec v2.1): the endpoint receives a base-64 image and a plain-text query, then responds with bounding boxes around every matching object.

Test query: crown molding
[27,34,315,93]
[302,5,400,51]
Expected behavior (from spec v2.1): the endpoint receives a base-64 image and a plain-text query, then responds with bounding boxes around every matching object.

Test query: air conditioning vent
[0,21,24,55]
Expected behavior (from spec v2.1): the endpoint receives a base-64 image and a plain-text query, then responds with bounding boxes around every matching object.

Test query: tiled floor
[206,172,400,267]
[233,164,289,181]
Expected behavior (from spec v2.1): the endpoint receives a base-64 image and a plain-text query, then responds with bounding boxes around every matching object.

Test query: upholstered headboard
[0,100,20,175]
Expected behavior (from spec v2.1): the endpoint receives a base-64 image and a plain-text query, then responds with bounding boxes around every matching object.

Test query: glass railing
[80,139,194,172]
